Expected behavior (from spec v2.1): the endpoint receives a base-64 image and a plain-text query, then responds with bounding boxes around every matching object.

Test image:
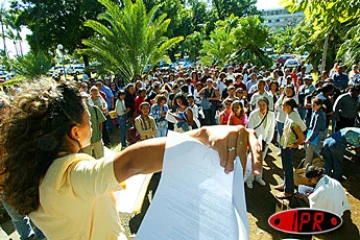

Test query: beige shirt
[30,153,126,239]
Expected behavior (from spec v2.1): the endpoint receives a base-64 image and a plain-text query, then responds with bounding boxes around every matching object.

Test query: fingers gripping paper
[136,131,249,240]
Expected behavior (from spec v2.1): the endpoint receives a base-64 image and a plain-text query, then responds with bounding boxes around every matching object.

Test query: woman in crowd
[115,90,128,148]
[275,84,298,155]
[89,86,107,113]
[186,94,202,129]
[110,82,119,99]
[219,98,233,125]
[246,97,275,189]
[304,97,326,164]
[228,100,248,126]
[173,93,193,133]
[276,98,306,199]
[150,94,168,138]
[198,79,220,126]
[190,71,199,86]
[268,81,280,106]
[134,102,158,141]
[297,166,350,217]
[0,79,262,239]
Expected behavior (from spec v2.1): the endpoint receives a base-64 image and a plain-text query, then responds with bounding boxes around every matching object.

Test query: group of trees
[283,0,360,71]
[0,0,359,80]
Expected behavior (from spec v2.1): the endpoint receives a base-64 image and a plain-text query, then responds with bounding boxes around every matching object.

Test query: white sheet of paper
[136,131,249,240]
[166,111,177,123]
[298,184,314,195]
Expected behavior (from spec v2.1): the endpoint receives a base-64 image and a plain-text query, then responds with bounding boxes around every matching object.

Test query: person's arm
[187,108,194,126]
[306,114,321,143]
[266,113,276,144]
[333,95,342,121]
[111,97,115,110]
[219,113,224,125]
[113,126,262,183]
[209,89,220,101]
[148,118,158,137]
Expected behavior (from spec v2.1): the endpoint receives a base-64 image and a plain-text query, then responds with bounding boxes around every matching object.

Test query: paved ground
[1,128,360,240]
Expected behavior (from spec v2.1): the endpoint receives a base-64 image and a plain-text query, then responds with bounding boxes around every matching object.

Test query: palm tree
[81,0,183,82]
[6,29,19,56]
[12,51,52,78]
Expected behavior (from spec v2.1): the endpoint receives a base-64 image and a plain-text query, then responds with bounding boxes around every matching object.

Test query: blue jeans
[106,116,113,133]
[281,148,295,194]
[155,124,167,138]
[323,137,346,181]
[298,108,306,120]
[277,121,284,149]
[2,201,45,239]
[118,115,127,147]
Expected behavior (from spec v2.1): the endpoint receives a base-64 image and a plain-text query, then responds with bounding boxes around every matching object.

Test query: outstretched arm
[113,126,262,183]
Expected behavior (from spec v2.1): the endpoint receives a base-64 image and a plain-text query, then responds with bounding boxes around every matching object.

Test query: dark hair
[155,94,167,104]
[0,80,86,214]
[305,166,325,179]
[269,80,279,91]
[285,84,295,97]
[173,93,189,108]
[283,98,298,110]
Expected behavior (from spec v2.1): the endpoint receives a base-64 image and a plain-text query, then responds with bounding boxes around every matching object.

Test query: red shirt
[134,96,145,113]
[234,82,247,91]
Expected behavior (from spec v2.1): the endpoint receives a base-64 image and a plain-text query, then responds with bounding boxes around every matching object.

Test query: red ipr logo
[268,209,342,235]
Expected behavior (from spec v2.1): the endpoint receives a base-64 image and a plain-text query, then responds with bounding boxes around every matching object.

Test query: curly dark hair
[0,79,86,214]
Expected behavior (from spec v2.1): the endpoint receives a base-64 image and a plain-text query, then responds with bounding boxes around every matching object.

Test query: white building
[261,8,304,29]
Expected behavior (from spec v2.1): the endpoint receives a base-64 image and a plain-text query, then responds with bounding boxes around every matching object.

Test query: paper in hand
[136,131,249,240]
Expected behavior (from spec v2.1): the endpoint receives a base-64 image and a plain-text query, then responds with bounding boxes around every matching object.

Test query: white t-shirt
[250,91,274,111]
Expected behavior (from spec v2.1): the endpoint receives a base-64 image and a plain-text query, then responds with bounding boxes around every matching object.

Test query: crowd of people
[0,59,359,239]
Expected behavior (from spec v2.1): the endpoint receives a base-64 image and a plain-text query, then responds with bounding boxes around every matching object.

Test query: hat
[304,75,313,81]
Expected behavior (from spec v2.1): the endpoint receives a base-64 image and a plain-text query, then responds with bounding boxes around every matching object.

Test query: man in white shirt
[226,66,235,82]
[250,80,274,111]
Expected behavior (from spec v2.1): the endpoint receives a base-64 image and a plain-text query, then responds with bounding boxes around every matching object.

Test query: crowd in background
[0,59,359,238]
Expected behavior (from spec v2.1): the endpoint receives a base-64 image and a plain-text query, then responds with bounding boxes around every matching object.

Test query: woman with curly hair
[0,79,262,239]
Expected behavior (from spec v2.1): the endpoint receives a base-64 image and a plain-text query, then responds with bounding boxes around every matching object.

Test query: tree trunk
[82,54,91,76]
[168,50,176,63]
[321,34,329,72]
[0,17,6,57]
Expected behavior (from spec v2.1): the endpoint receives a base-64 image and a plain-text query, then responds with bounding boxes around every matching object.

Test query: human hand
[198,126,262,175]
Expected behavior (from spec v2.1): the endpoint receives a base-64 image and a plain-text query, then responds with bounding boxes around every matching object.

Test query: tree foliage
[81,0,183,82]
[12,51,52,78]
[283,0,360,68]
[212,0,259,20]
[10,0,108,59]
[201,15,272,68]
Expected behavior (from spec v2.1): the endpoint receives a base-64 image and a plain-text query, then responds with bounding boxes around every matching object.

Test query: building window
[276,19,280,22]
[268,20,272,23]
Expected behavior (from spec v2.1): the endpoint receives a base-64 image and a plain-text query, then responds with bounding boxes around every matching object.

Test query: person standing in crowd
[250,79,274,111]
[200,67,212,84]
[332,65,349,93]
[333,84,360,131]
[110,82,119,99]
[147,82,161,104]
[226,86,237,101]
[349,64,359,83]
[275,85,298,155]
[199,79,220,126]
[228,100,248,126]
[150,94,168,138]
[187,94,202,129]
[276,98,306,199]
[115,90,128,149]
[304,97,327,164]
[221,79,234,100]
[246,97,275,189]
[268,80,280,106]
[296,166,351,217]
[125,83,136,124]
[219,98,233,125]
[323,127,360,181]
[216,72,227,96]
[173,93,194,133]
[81,92,107,159]
[234,73,247,91]
[96,80,115,133]
[89,86,110,146]
[134,88,146,118]
[298,75,316,120]
[190,71,199,86]
[246,73,258,93]
[297,65,307,79]
[135,102,158,141]
[226,66,235,82]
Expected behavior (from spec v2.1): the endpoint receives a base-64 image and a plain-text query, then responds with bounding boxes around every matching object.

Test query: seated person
[297,166,351,217]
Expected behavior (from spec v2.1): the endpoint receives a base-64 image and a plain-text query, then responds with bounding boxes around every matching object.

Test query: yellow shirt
[30,153,126,239]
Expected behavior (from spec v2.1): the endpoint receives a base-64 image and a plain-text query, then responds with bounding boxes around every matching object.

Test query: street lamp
[56,44,67,80]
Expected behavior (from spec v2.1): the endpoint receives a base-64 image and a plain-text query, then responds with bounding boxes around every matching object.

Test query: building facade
[261,8,304,29]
